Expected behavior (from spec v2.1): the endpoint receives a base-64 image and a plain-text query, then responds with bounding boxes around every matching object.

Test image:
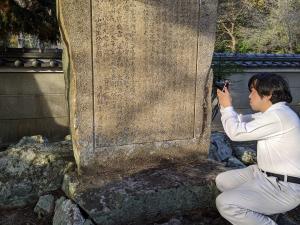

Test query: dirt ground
[1,206,300,225]
[0,205,231,225]
[1,186,299,225]
[0,190,63,225]
[0,204,52,225]
[0,187,230,225]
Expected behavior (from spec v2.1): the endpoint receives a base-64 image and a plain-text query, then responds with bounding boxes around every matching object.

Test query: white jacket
[220,102,300,177]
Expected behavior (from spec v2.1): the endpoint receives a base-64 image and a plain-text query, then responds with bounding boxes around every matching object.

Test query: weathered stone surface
[53,197,85,225]
[57,0,218,175]
[0,136,75,208]
[62,159,226,225]
[34,194,55,217]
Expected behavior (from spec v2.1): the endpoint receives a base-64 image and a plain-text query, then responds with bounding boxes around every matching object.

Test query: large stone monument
[57,0,218,175]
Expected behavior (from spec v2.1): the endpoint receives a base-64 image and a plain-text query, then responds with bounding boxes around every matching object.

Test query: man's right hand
[217,87,232,108]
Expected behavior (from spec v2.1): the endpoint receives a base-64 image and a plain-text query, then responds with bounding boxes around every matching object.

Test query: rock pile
[209,132,257,168]
[0,135,74,208]
[0,134,299,225]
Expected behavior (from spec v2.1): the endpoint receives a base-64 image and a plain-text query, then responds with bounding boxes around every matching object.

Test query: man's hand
[217,87,232,108]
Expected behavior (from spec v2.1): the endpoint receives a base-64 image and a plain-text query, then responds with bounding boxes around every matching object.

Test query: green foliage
[0,0,59,44]
[1,0,299,53]
[215,0,300,53]
[237,40,253,53]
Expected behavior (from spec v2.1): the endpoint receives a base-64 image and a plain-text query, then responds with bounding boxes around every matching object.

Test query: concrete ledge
[62,159,227,225]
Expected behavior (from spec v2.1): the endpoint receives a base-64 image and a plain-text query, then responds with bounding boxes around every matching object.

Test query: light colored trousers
[215,165,300,225]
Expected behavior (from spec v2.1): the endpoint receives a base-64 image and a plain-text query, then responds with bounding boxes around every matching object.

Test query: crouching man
[216,73,300,225]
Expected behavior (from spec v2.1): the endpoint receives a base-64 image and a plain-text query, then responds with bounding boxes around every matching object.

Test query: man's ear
[263,94,272,102]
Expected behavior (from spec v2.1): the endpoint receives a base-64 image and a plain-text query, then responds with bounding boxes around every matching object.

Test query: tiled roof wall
[213,53,300,68]
[0,48,62,68]
[0,48,300,68]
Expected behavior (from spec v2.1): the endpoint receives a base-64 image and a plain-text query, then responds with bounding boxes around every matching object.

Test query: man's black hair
[248,73,293,104]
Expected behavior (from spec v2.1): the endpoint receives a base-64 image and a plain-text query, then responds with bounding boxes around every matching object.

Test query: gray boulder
[0,135,75,208]
[34,194,55,217]
[65,135,72,141]
[209,132,233,162]
[14,135,48,147]
[83,219,95,225]
[233,146,257,165]
[157,218,182,225]
[62,159,227,225]
[226,156,246,169]
[53,197,85,225]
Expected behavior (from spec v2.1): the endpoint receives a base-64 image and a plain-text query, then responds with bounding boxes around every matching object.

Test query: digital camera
[214,80,230,92]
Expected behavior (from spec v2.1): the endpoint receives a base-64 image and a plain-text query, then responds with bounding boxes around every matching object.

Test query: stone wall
[0,68,68,144]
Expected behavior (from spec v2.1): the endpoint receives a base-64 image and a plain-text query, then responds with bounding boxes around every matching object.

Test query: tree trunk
[222,22,237,52]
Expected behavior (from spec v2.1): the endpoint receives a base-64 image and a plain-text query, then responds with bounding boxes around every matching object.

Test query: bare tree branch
[12,0,39,10]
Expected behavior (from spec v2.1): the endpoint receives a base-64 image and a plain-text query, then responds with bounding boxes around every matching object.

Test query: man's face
[249,88,272,112]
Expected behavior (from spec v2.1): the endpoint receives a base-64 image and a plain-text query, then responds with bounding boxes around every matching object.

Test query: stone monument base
[62,158,227,225]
